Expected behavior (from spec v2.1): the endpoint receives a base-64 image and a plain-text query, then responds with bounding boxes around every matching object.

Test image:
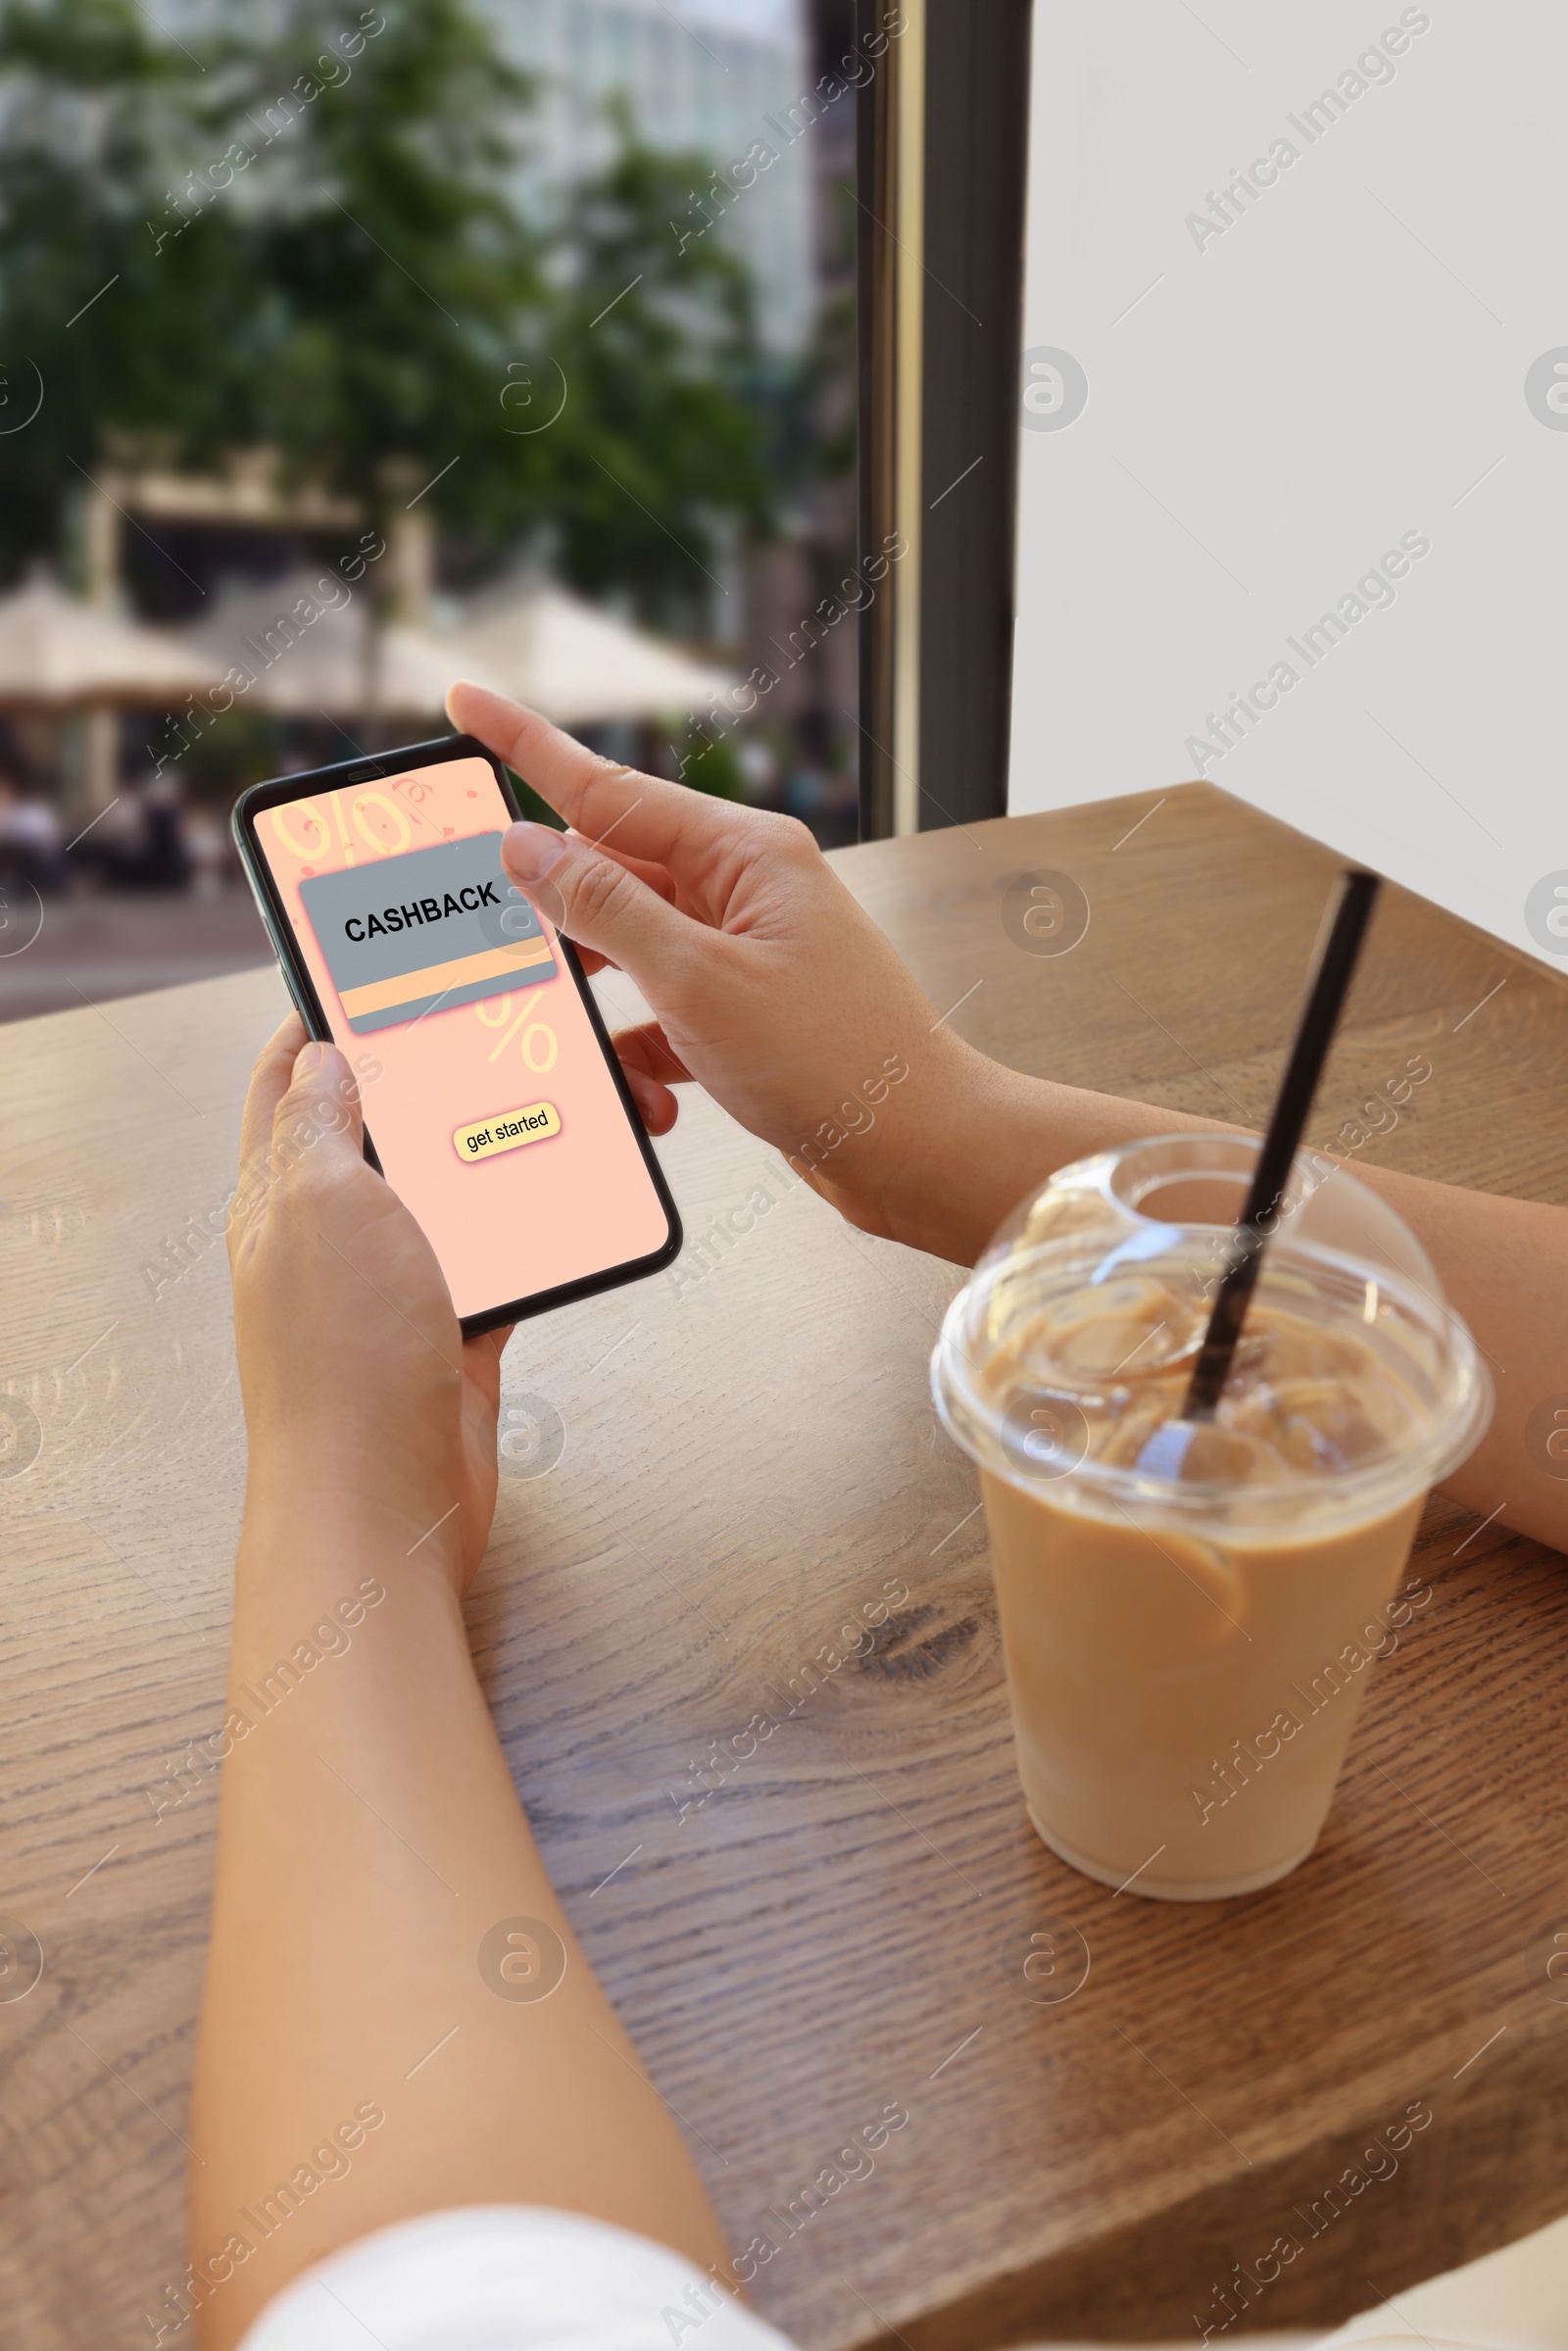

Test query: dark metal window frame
[855,0,1035,838]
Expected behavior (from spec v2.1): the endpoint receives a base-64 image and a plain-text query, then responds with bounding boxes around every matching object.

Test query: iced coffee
[932,1138,1491,1900]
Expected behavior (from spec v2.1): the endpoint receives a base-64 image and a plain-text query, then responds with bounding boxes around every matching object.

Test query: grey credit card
[298,832,557,1034]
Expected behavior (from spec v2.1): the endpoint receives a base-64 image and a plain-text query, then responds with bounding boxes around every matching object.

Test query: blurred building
[491,0,815,355]
[725,0,858,834]
[488,0,858,840]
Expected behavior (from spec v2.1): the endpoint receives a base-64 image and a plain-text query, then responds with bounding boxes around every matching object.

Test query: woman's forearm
[1351,1161,1566,1550]
[869,1050,1567,1555]
[189,1473,728,2349]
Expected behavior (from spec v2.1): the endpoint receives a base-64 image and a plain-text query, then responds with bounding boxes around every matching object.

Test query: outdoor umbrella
[182,568,513,718]
[0,565,224,709]
[456,575,735,727]
[0,564,231,808]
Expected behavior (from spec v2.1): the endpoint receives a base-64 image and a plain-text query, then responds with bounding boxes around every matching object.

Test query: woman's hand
[447,682,995,1256]
[203,1018,733,2346]
[227,1013,510,1594]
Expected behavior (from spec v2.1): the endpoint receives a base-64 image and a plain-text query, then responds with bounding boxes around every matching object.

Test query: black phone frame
[232,730,682,1339]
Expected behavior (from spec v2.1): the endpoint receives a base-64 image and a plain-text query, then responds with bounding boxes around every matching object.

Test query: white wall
[1009,0,1568,967]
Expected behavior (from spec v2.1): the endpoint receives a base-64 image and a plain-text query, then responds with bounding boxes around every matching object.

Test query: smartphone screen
[238,743,678,1328]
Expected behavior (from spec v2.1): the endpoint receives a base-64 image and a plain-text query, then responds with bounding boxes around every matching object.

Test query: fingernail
[293,1041,326,1078]
[503,822,567,881]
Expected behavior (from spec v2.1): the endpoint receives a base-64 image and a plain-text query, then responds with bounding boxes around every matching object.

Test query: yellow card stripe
[338,939,554,1018]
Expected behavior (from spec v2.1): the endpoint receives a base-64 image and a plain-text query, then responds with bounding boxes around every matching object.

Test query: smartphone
[232,733,681,1336]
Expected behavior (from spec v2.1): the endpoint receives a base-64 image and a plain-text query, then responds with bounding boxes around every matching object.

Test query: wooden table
[3,782,1567,2350]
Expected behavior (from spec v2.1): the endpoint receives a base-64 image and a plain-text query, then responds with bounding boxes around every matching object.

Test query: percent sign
[477,992,558,1071]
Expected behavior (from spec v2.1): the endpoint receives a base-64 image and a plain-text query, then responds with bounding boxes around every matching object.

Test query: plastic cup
[931,1134,1492,1900]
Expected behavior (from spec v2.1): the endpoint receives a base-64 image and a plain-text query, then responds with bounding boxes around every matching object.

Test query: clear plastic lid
[930,1134,1492,1541]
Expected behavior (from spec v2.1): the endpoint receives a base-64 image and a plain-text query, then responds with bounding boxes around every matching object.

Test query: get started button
[454,1102,561,1161]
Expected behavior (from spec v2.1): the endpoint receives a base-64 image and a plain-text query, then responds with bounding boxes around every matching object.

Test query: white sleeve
[236,2205,799,2351]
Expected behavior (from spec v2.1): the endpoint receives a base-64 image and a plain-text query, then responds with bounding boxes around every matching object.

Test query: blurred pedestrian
[0,773,66,895]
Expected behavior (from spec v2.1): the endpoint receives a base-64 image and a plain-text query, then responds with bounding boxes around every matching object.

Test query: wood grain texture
[0,782,1565,2350]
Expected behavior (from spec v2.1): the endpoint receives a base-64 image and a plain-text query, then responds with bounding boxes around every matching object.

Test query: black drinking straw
[1182,866,1382,1421]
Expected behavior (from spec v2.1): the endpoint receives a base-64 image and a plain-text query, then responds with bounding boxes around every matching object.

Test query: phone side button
[247,888,318,1035]
[240,861,276,941]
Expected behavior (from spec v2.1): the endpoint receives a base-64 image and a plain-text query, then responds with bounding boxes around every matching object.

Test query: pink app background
[260,755,672,1318]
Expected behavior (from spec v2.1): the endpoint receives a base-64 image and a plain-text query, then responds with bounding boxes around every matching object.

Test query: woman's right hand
[446,683,991,1257]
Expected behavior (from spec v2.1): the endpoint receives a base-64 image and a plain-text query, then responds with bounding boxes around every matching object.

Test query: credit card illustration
[298,832,557,1034]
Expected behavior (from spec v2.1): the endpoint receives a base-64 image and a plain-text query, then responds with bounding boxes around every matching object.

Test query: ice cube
[1266,1377,1390,1471]
[1041,1276,1188,1378]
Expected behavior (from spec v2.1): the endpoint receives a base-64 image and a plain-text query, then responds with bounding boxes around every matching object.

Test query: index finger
[447,682,729,867]
[238,1012,307,1179]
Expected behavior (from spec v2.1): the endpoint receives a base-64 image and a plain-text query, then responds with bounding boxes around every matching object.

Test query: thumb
[502,820,698,987]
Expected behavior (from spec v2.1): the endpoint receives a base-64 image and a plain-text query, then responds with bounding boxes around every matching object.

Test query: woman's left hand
[227,1014,511,1594]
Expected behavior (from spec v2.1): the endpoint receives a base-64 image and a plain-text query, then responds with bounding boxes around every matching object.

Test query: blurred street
[0,0,859,1021]
[0,890,274,1022]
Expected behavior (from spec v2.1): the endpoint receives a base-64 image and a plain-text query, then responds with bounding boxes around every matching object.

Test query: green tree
[524,111,776,633]
[0,0,782,616]
[0,0,250,569]
[0,0,548,574]
[228,0,548,552]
